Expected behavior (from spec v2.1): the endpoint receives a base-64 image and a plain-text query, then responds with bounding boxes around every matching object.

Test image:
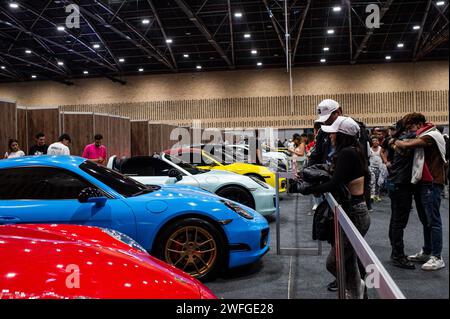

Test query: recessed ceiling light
[25,50,32,54]
[138,68,144,72]
[327,29,335,34]
[31,75,37,79]
[413,25,420,30]
[397,43,404,48]
[196,65,202,70]
[9,3,19,9]
[323,47,330,51]
[251,49,257,54]
[385,55,391,60]
[93,44,100,49]
[333,6,341,12]
[244,33,251,38]
[57,61,64,66]
[436,1,445,6]
[234,12,242,18]
[165,39,173,44]
[257,62,262,66]
[57,26,65,31]
[183,54,189,58]
[185,32,191,35]
[320,58,326,63]
[119,58,125,62]
[83,70,89,74]
[142,19,150,24]
[1,66,5,69]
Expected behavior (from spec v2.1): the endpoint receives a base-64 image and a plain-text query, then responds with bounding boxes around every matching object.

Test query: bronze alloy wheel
[164,226,217,278]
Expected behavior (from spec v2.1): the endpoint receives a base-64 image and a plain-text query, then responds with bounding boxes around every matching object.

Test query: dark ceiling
[0,0,448,85]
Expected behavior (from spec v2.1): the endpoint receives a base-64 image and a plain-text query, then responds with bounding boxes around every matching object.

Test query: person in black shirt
[385,119,418,269]
[301,116,370,299]
[381,125,396,170]
[28,132,48,156]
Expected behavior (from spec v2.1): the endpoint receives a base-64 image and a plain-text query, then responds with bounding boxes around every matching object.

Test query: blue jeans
[415,183,444,258]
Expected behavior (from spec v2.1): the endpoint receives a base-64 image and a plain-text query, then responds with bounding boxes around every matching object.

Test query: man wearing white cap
[308,99,342,166]
[299,116,371,299]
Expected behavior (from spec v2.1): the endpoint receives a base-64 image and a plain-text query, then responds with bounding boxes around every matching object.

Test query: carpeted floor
[206,191,449,299]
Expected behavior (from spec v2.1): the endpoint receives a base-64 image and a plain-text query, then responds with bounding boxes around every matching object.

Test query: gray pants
[326,201,371,298]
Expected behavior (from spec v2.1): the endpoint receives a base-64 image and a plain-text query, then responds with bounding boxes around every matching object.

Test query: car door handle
[0,216,21,223]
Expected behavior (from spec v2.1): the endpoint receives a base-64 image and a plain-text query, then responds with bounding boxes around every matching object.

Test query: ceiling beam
[352,0,394,63]
[7,0,53,54]
[15,1,118,72]
[0,55,23,80]
[413,0,433,60]
[78,10,122,72]
[227,0,235,66]
[90,0,175,70]
[147,0,177,69]
[174,0,233,68]
[262,0,286,53]
[292,0,311,61]
[415,23,449,60]
[0,18,117,72]
[0,52,66,76]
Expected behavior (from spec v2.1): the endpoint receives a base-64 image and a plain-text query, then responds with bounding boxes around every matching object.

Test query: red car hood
[0,224,216,299]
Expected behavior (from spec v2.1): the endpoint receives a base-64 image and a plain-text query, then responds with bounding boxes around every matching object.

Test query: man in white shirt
[47,133,71,155]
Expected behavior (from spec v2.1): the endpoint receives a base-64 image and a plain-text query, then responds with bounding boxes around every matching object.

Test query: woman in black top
[302,116,371,299]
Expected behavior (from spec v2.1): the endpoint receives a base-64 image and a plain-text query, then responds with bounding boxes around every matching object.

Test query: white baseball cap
[315,99,340,123]
[321,116,360,136]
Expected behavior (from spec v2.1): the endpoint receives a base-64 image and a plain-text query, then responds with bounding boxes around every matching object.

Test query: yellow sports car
[164,147,286,192]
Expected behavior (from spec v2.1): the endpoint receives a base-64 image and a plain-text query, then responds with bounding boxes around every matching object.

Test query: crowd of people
[292,98,448,298]
[2,132,108,165]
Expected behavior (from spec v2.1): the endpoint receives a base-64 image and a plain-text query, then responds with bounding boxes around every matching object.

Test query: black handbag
[312,200,334,244]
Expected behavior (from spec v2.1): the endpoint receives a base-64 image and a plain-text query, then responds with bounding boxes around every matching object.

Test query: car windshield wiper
[131,185,160,197]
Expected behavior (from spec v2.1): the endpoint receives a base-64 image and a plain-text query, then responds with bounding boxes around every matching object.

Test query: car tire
[153,218,226,281]
[216,185,255,209]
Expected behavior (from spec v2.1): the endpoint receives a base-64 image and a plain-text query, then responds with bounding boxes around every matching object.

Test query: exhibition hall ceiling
[0,0,448,84]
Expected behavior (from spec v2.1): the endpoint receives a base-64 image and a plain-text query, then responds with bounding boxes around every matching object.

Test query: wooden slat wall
[131,121,149,156]
[60,90,449,129]
[61,113,94,156]
[27,108,60,151]
[93,114,110,157]
[148,123,162,154]
[108,117,131,158]
[16,108,27,154]
[0,101,17,157]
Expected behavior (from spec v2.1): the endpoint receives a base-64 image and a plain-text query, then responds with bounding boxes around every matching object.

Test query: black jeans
[388,183,420,257]
[326,201,371,298]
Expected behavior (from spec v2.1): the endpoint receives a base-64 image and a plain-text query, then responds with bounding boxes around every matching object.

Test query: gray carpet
[206,191,449,299]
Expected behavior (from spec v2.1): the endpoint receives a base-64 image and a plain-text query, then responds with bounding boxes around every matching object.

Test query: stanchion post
[334,205,346,299]
[275,171,281,255]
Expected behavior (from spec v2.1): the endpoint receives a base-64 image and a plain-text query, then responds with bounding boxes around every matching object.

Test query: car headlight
[248,176,270,189]
[102,228,147,253]
[222,200,254,220]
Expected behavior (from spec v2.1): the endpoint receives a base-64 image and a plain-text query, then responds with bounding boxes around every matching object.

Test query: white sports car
[107,154,276,216]
[225,144,291,172]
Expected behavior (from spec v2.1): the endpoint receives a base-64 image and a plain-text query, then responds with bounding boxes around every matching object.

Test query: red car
[0,224,216,299]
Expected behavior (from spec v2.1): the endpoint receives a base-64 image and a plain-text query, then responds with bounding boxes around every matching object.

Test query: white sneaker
[408,250,431,262]
[421,256,445,271]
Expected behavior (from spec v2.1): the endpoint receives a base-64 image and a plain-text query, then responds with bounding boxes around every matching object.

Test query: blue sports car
[0,156,269,280]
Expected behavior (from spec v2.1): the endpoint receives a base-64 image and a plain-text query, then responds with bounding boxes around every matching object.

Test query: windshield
[203,149,235,165]
[164,154,207,175]
[80,161,159,197]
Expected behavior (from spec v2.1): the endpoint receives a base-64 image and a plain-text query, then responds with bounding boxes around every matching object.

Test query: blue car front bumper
[223,210,270,268]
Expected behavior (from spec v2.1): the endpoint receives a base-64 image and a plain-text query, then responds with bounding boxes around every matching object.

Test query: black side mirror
[78,187,107,207]
[168,169,182,181]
